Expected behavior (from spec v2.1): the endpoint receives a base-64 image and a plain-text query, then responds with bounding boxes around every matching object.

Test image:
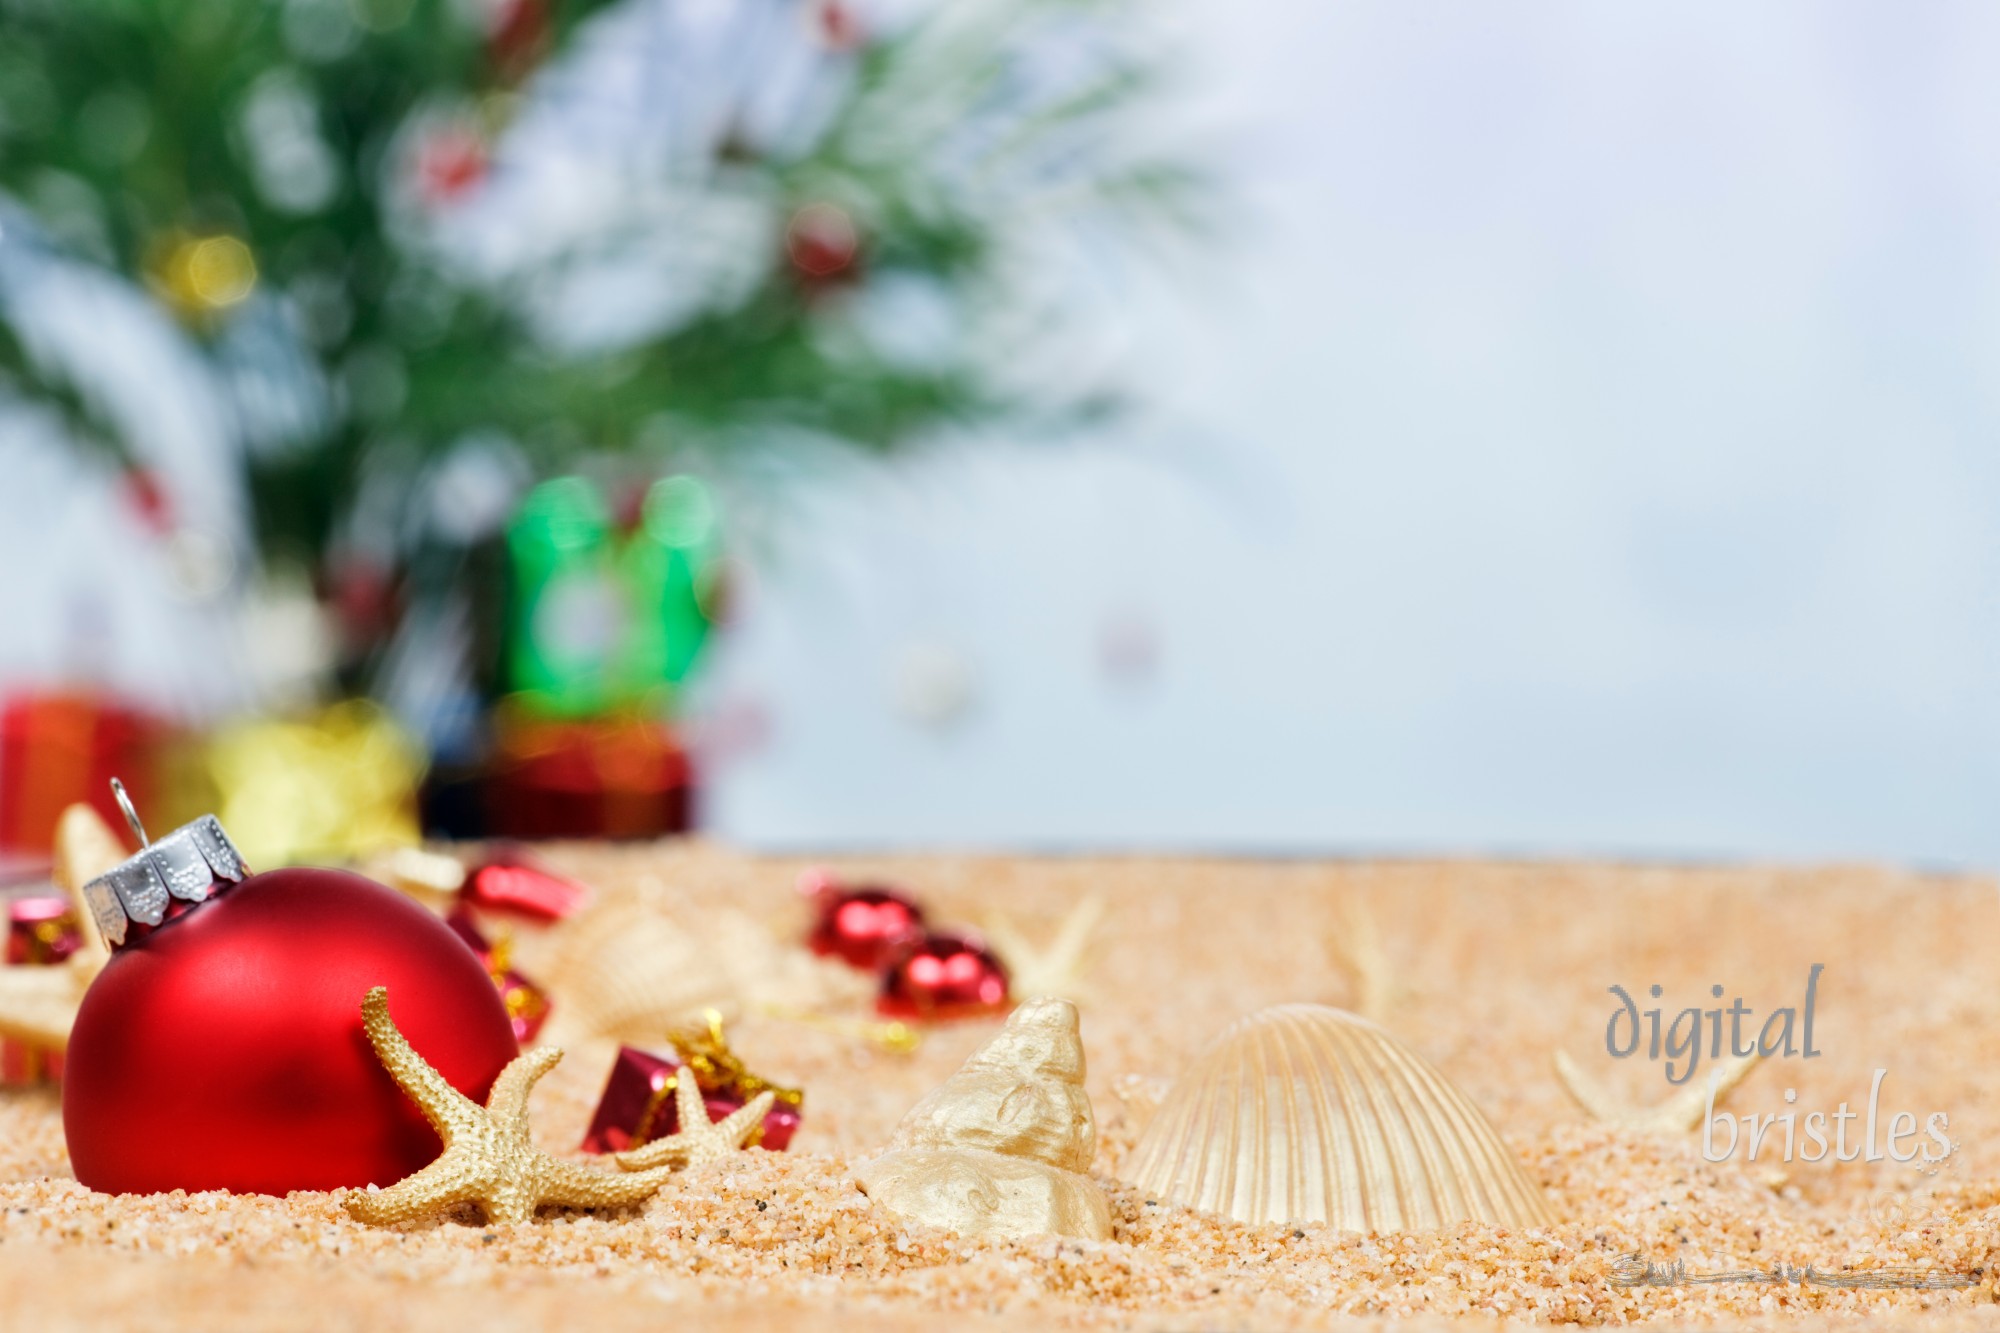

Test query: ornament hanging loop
[80,794,247,950]
[109,777,150,847]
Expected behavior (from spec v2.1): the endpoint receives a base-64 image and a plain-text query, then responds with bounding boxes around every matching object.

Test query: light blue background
[701,4,2000,865]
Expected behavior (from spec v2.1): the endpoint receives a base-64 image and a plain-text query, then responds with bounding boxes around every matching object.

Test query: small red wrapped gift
[3,892,84,1084]
[0,692,166,857]
[484,709,693,841]
[582,1014,802,1155]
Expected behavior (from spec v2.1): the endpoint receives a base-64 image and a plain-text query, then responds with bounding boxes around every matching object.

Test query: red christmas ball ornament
[119,468,174,536]
[415,125,489,207]
[879,930,1010,1022]
[785,203,861,285]
[488,0,550,78]
[802,870,926,970]
[813,0,864,52]
[63,792,518,1196]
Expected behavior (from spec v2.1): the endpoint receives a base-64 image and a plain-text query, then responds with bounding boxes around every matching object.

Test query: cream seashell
[857,1147,1111,1242]
[535,901,738,1045]
[888,996,1095,1172]
[856,997,1112,1240]
[1125,1004,1554,1232]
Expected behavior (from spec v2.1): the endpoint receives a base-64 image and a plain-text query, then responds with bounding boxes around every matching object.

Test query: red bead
[462,851,591,922]
[63,868,519,1196]
[805,879,926,970]
[580,1046,801,1154]
[879,930,1010,1022]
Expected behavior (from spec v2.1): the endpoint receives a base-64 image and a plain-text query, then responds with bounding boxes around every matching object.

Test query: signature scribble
[1610,1252,1976,1291]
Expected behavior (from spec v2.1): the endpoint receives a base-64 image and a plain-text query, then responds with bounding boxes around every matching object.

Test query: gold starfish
[611,1068,776,1171]
[984,895,1105,1000]
[344,986,673,1226]
[0,805,119,1050]
[1553,1047,1762,1134]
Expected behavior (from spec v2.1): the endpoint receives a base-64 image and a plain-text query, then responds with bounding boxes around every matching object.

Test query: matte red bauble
[878,930,1009,1021]
[64,866,519,1196]
[805,880,926,971]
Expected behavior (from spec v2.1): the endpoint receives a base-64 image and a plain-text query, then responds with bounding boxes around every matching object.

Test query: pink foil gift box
[581,1043,802,1155]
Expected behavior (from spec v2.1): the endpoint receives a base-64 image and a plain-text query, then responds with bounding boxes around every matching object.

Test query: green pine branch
[0,0,1202,573]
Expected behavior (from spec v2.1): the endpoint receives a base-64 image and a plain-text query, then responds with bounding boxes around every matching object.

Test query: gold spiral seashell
[855,997,1112,1240]
[1125,1004,1554,1232]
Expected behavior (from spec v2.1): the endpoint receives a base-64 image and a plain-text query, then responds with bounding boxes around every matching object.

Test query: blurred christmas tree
[0,0,1194,809]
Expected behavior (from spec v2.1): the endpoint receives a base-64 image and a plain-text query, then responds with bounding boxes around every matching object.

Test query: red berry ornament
[63,794,518,1196]
[803,872,926,970]
[879,930,1010,1021]
[415,126,488,206]
[785,203,860,285]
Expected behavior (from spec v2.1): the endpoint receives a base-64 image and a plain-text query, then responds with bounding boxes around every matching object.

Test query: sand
[4,845,1998,1330]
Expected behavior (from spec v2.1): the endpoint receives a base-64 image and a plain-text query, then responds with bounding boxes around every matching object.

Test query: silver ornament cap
[81,778,248,949]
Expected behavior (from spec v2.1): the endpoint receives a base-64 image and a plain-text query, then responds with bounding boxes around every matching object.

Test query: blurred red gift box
[0,692,167,856]
[484,706,693,840]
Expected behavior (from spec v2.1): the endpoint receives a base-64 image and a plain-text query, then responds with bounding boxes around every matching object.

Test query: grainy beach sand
[4,845,1996,1330]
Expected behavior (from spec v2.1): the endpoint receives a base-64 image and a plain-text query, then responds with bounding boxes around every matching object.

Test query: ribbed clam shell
[538,903,736,1043]
[1125,1004,1553,1232]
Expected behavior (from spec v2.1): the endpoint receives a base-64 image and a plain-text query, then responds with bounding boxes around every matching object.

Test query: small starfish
[0,963,94,1049]
[1553,1047,1762,1134]
[344,986,673,1226]
[984,895,1105,999]
[1326,898,1401,1024]
[0,805,118,1050]
[611,1069,775,1172]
